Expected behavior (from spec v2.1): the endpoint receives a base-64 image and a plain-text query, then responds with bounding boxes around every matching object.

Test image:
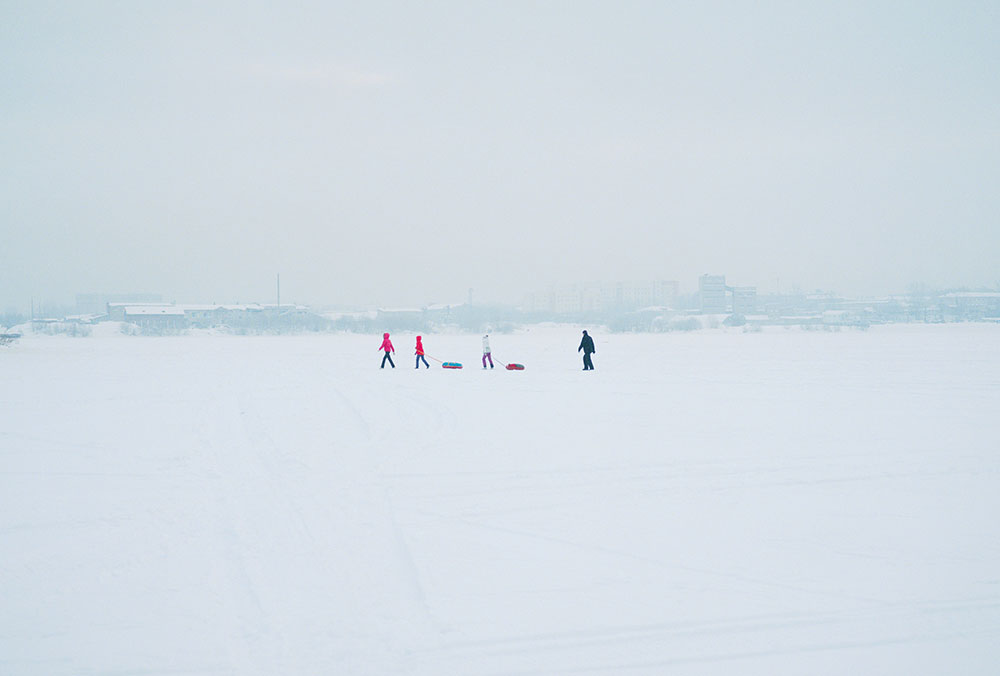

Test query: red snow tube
[506,363,525,370]
[442,362,463,369]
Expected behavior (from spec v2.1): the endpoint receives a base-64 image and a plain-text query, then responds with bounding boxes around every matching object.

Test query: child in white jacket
[482,334,493,369]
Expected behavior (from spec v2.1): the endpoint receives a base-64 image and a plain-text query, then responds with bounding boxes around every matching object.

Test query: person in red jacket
[378,332,395,368]
[415,335,430,369]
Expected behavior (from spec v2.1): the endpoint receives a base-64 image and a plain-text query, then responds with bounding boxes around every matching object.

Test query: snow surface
[1,325,999,675]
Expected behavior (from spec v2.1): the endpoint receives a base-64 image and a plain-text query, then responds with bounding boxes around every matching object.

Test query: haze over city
[2,1,997,312]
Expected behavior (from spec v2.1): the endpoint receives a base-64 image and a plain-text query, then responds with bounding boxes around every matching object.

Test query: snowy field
[2,324,999,675]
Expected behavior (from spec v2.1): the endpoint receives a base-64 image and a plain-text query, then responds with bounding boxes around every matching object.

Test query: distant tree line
[0,312,27,331]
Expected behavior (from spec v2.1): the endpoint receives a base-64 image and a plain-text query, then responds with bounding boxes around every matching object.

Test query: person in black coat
[578,330,596,370]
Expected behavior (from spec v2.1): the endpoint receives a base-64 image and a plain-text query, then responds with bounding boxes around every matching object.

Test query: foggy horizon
[3,2,998,313]
[10,271,1000,318]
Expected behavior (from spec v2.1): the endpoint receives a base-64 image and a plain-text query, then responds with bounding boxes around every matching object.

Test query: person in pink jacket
[378,332,395,368]
[415,335,430,369]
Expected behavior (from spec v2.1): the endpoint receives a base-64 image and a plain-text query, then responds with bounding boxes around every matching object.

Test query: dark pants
[416,354,429,368]
[583,353,594,370]
[381,351,395,368]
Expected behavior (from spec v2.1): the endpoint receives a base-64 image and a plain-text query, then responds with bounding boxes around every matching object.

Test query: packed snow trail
[2,326,999,674]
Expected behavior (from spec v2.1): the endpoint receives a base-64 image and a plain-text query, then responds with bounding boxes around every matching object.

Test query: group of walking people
[378,330,597,370]
[379,332,433,369]
[379,332,425,369]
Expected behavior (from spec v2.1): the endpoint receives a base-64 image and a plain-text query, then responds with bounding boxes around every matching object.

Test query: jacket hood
[416,336,422,341]
[383,333,389,338]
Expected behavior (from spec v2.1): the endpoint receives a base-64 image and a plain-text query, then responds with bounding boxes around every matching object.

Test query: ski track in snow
[1,326,999,675]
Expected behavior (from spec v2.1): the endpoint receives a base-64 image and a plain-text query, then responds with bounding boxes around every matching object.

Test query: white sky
[2,1,998,311]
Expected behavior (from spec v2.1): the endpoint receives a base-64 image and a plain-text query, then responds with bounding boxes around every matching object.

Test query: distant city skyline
[6,273,1000,321]
[6,282,998,337]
